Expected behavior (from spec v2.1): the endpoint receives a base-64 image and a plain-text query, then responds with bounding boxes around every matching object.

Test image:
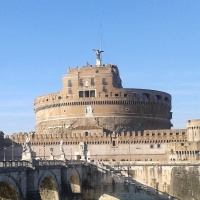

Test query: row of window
[188,127,200,129]
[35,100,167,112]
[144,132,185,137]
[79,90,95,98]
[36,93,170,104]
[150,144,161,148]
[68,78,106,87]
[3,139,187,147]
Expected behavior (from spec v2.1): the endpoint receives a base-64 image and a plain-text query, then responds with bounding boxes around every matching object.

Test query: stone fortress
[1,50,200,163]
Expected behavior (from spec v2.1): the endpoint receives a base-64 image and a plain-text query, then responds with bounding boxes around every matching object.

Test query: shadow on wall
[66,163,174,200]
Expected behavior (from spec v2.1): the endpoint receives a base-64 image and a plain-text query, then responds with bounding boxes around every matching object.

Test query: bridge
[0,160,83,200]
[0,160,200,200]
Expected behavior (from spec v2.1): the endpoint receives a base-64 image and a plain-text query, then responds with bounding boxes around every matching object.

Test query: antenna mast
[100,23,102,62]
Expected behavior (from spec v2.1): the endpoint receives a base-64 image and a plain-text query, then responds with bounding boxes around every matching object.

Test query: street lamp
[128,140,131,161]
[11,142,14,161]
[3,147,6,161]
[39,149,41,159]
[70,148,72,163]
[44,144,45,159]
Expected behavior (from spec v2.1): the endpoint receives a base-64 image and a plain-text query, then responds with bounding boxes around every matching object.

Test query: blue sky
[0,1,200,135]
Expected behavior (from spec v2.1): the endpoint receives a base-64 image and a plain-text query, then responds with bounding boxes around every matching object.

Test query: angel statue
[93,49,104,60]
[23,135,31,153]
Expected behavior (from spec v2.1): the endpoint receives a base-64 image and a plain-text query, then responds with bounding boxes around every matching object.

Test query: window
[68,80,72,87]
[79,79,83,86]
[165,97,169,102]
[132,93,137,99]
[79,91,84,97]
[124,94,128,97]
[112,141,116,147]
[78,90,96,98]
[142,93,150,100]
[103,86,107,92]
[68,88,72,94]
[85,90,89,97]
[102,78,107,85]
[90,90,95,97]
[150,144,154,149]
[157,144,161,148]
[91,78,94,85]
[156,95,162,101]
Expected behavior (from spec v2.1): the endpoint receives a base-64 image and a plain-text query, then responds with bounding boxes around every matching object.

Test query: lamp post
[11,142,14,161]
[128,140,131,161]
[39,148,41,159]
[3,147,6,161]
[44,144,45,159]
[96,154,98,162]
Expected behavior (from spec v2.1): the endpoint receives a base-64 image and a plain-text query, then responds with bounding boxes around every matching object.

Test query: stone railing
[0,161,32,168]
[0,159,84,170]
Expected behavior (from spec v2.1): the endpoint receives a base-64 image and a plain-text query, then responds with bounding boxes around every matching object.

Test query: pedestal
[59,154,66,161]
[22,152,32,161]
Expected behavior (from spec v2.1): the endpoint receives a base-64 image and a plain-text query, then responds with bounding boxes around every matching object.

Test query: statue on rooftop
[93,49,104,60]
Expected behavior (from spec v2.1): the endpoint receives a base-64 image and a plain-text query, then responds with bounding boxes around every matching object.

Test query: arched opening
[69,173,81,193]
[0,181,19,200]
[39,176,59,200]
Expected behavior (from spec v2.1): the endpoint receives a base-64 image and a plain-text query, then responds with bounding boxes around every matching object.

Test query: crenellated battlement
[7,128,187,146]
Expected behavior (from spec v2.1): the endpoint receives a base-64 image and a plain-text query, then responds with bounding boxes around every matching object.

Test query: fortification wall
[4,129,187,161]
[186,119,200,141]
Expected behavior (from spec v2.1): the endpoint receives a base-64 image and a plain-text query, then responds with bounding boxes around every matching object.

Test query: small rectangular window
[68,80,72,87]
[132,93,137,98]
[165,97,169,102]
[91,78,94,85]
[79,79,83,86]
[90,90,95,97]
[103,86,107,92]
[156,95,162,101]
[157,144,161,148]
[68,88,72,94]
[79,91,84,97]
[102,78,107,85]
[85,90,89,97]
[142,93,150,100]
[150,144,154,149]
[124,94,128,97]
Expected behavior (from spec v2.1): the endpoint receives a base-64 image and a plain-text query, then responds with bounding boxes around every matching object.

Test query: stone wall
[34,64,172,134]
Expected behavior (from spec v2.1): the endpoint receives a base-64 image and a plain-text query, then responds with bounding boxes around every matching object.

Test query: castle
[1,51,200,162]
